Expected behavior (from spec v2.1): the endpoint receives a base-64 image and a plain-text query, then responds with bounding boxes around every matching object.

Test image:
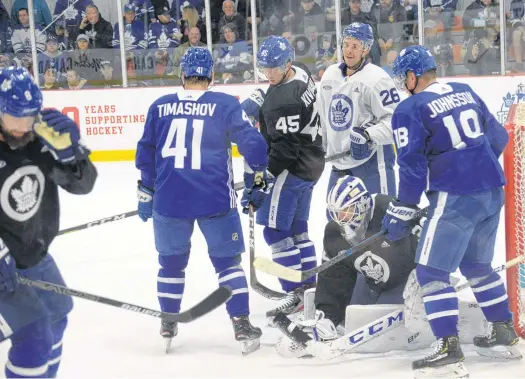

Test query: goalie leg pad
[416,265,459,339]
[459,261,512,322]
[263,227,302,292]
[291,220,316,286]
[158,253,189,313]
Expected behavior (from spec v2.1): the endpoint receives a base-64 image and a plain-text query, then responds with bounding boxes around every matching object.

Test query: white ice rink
[0,160,523,378]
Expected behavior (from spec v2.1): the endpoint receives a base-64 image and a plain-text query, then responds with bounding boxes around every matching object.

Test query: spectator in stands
[78,5,113,49]
[0,1,11,54]
[50,15,74,51]
[218,0,247,42]
[53,0,94,37]
[294,0,325,37]
[148,6,181,49]
[236,0,262,35]
[507,0,525,72]
[169,26,205,78]
[11,0,51,27]
[38,35,67,77]
[424,19,454,76]
[381,48,397,76]
[373,0,406,61]
[315,34,336,78]
[64,67,88,89]
[129,0,155,26]
[178,1,207,44]
[41,67,60,90]
[214,23,253,83]
[403,0,417,43]
[340,0,380,64]
[260,0,299,37]
[423,0,457,42]
[11,8,46,53]
[171,0,204,19]
[0,53,10,68]
[95,59,122,88]
[113,4,148,51]
[463,0,500,76]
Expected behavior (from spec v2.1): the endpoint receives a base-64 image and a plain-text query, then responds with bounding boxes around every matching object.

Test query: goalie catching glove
[34,109,90,164]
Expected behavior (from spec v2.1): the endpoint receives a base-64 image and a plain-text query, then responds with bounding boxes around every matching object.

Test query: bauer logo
[346,310,403,345]
[497,83,525,124]
[121,304,162,317]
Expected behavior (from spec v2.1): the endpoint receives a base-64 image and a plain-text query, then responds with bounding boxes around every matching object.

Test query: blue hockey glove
[381,200,419,241]
[35,109,90,164]
[241,170,274,214]
[137,180,154,222]
[349,127,373,160]
[0,245,17,294]
[241,88,265,125]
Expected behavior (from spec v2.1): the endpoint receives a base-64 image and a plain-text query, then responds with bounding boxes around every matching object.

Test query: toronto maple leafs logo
[498,83,525,123]
[0,166,45,222]
[354,251,390,284]
[329,94,353,131]
[64,6,79,21]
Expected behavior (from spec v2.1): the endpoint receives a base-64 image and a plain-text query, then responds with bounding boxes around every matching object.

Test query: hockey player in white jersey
[318,22,398,199]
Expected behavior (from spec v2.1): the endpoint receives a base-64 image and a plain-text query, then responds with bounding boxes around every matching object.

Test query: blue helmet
[180,47,214,79]
[392,45,437,90]
[257,36,294,69]
[327,175,373,244]
[0,66,42,118]
[341,22,374,49]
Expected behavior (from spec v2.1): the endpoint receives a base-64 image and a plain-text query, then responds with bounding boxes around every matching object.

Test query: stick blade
[253,257,303,283]
[168,286,232,323]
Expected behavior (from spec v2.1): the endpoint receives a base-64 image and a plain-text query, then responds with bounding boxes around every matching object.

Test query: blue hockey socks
[292,221,317,286]
[157,253,189,313]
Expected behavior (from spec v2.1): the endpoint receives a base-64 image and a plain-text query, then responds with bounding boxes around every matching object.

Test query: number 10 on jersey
[161,118,204,170]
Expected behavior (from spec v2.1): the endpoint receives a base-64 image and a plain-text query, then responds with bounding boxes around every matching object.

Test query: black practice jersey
[258,62,325,182]
[315,195,425,325]
[0,140,97,268]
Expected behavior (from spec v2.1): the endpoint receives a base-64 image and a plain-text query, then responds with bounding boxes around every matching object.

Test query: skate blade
[240,338,261,356]
[414,362,469,379]
[163,337,173,353]
[475,344,523,360]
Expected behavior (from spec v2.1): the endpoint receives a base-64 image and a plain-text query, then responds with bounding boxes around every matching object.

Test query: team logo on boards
[0,166,45,222]
[329,94,353,131]
[497,83,525,124]
[354,251,390,283]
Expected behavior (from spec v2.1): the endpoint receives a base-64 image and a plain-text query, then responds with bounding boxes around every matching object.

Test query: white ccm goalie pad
[302,286,488,354]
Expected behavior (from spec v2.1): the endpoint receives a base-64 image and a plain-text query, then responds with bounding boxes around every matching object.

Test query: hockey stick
[248,204,287,300]
[275,253,525,359]
[253,207,429,282]
[18,276,232,323]
[57,181,246,236]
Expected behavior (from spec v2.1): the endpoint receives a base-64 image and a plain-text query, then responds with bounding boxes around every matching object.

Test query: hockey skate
[160,319,178,353]
[232,315,262,356]
[473,320,523,359]
[412,336,469,379]
[266,284,313,326]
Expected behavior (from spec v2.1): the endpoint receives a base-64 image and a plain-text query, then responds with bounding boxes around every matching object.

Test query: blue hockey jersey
[113,19,148,50]
[136,90,268,219]
[148,19,180,49]
[392,82,508,205]
[53,0,94,27]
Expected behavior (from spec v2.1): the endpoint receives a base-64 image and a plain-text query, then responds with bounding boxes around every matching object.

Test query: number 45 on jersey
[275,107,321,142]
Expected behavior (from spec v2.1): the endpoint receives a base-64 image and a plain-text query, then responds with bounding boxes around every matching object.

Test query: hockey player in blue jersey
[381,45,522,378]
[0,66,97,378]
[135,47,271,355]
[251,36,325,323]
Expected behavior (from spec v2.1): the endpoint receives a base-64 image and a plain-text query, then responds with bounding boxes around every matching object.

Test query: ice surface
[0,160,522,378]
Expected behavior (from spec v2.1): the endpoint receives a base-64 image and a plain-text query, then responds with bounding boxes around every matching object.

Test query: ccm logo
[346,311,403,345]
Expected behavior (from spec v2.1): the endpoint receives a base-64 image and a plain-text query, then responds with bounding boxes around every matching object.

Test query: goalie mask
[327,176,373,245]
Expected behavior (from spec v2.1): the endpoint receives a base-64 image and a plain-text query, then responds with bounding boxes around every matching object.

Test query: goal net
[503,103,525,338]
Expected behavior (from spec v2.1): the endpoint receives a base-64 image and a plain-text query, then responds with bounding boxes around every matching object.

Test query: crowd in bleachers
[0,0,523,90]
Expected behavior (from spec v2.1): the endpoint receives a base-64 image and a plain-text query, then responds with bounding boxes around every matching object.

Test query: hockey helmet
[392,45,437,91]
[341,22,374,50]
[180,47,214,80]
[327,175,373,245]
[0,66,42,118]
[256,36,294,82]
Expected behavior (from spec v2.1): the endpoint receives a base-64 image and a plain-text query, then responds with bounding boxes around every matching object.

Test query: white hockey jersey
[318,62,400,170]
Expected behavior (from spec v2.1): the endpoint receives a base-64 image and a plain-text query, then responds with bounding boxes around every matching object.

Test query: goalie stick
[254,207,429,282]
[57,181,246,236]
[18,276,232,323]
[248,204,287,300]
[274,253,525,359]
